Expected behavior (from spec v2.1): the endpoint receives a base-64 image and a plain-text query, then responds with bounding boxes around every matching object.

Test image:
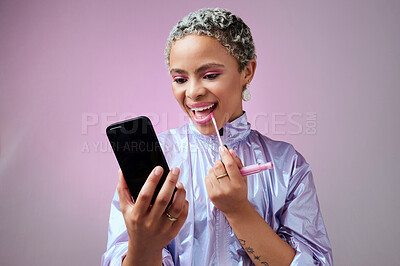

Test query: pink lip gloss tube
[239,162,273,176]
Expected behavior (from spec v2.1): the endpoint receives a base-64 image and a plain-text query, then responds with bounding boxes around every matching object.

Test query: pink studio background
[1,0,399,265]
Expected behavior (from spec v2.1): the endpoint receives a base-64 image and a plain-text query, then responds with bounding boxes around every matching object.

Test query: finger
[152,167,180,215]
[213,159,230,181]
[134,166,164,214]
[229,150,247,184]
[205,169,215,190]
[229,149,244,168]
[165,182,186,219]
[117,169,134,213]
[219,146,242,182]
[170,200,189,232]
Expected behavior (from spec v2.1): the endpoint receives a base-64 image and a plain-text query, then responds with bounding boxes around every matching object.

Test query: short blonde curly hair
[165,8,256,72]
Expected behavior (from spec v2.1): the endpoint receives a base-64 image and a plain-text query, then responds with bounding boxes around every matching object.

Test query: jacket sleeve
[101,189,174,266]
[277,150,333,265]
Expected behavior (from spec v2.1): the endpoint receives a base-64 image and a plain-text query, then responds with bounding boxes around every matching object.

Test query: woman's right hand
[117,166,188,266]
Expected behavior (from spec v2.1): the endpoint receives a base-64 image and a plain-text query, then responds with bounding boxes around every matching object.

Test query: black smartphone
[106,116,171,205]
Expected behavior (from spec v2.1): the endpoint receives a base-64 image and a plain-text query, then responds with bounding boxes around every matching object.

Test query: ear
[240,59,257,87]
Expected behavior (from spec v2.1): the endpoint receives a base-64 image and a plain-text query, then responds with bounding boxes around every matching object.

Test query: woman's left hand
[205,146,249,215]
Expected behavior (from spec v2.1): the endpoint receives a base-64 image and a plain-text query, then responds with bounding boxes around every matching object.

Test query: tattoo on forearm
[238,238,269,266]
[245,246,254,254]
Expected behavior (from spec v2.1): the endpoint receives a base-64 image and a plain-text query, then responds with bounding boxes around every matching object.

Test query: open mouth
[189,103,217,124]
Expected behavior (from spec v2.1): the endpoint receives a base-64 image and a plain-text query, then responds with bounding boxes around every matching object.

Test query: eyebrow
[170,63,225,75]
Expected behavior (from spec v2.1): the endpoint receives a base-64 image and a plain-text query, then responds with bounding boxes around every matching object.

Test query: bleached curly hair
[165,8,256,72]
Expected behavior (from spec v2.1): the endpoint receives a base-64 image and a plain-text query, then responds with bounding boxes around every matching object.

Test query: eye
[203,72,221,80]
[173,77,188,84]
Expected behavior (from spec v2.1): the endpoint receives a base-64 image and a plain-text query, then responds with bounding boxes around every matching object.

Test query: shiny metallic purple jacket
[102,113,333,265]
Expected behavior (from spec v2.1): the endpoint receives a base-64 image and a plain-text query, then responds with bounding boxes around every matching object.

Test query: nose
[186,80,207,100]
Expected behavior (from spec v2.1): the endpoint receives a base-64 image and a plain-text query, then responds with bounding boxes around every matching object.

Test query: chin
[194,122,215,136]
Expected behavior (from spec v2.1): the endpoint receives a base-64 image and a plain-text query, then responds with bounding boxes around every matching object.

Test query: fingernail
[155,167,162,176]
[172,167,179,175]
[219,145,226,152]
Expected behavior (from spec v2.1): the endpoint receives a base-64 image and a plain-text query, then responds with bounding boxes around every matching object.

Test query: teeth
[191,104,214,112]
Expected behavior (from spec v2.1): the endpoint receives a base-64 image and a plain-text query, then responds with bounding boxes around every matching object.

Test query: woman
[102,8,332,266]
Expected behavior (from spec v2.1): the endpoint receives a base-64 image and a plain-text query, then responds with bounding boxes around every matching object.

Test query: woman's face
[169,35,251,136]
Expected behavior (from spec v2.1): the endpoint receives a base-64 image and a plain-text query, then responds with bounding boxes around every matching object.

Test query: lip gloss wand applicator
[211,113,224,147]
[210,113,273,176]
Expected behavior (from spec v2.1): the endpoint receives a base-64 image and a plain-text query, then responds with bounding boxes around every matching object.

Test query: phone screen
[106,116,170,204]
